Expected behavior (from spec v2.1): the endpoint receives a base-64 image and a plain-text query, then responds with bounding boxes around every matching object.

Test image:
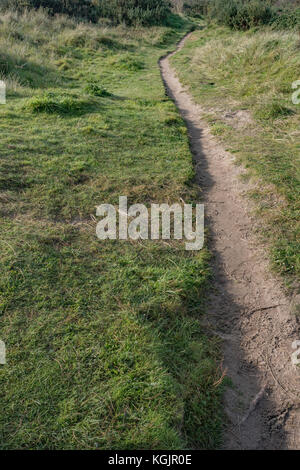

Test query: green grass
[84,82,112,97]
[171,23,300,283]
[0,10,223,449]
[23,92,93,114]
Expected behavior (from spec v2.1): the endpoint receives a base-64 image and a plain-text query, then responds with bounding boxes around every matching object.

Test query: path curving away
[159,32,300,450]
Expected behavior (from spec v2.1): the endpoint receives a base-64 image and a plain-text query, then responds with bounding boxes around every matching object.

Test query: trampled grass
[0,10,223,449]
[171,24,300,283]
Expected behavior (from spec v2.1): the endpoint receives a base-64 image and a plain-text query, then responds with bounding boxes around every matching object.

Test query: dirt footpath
[159,32,300,450]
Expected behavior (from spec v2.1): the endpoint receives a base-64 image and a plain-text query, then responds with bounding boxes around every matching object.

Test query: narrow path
[159,33,300,450]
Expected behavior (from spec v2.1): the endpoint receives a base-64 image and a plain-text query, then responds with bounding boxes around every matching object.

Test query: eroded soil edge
[160,33,300,450]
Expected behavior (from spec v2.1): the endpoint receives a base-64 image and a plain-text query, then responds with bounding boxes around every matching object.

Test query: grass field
[0,10,223,449]
[171,24,300,284]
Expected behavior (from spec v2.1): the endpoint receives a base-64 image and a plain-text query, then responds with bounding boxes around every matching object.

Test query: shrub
[171,0,184,13]
[206,0,275,30]
[183,0,208,17]
[0,1,100,22]
[0,0,172,25]
[271,7,300,30]
[186,0,300,30]
[100,0,172,26]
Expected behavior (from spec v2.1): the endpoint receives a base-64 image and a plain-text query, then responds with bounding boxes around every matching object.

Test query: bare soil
[160,33,300,450]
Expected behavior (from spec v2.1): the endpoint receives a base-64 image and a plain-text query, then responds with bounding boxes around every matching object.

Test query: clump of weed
[113,54,144,71]
[210,122,229,135]
[80,125,96,135]
[134,98,156,107]
[97,36,126,50]
[164,115,182,126]
[63,30,89,48]
[84,82,112,97]
[254,101,294,121]
[155,29,176,46]
[55,59,72,71]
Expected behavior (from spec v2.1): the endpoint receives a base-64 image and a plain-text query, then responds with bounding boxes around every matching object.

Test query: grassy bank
[171,24,300,284]
[0,10,223,449]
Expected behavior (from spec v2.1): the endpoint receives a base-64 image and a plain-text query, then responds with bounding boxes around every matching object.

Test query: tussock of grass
[0,10,223,449]
[164,115,183,126]
[24,93,92,115]
[254,101,294,121]
[171,24,300,281]
[84,83,112,98]
[110,54,145,71]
